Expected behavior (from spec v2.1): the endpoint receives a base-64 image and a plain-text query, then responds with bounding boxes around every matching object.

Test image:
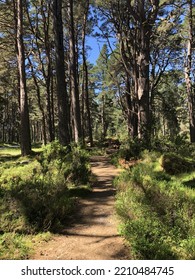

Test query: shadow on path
[31,155,130,260]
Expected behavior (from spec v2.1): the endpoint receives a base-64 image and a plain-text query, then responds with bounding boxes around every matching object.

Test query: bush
[37,141,91,185]
[151,135,195,157]
[64,143,91,185]
[115,151,195,259]
[110,139,148,167]
[0,175,74,233]
[161,153,195,175]
[0,141,91,234]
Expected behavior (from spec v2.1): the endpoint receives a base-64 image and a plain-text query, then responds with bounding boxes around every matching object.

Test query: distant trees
[95,0,160,144]
[95,0,194,144]
[0,0,194,151]
[92,44,111,139]
[26,0,56,145]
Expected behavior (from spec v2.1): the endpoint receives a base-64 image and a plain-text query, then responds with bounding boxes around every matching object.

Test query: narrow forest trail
[30,155,129,260]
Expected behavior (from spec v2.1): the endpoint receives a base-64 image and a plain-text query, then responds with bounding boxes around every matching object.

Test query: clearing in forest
[31,155,129,260]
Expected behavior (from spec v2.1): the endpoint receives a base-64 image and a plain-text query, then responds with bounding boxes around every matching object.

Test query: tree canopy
[0,0,195,154]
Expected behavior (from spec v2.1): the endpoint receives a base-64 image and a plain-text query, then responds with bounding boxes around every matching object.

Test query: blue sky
[86,36,106,64]
[86,35,117,65]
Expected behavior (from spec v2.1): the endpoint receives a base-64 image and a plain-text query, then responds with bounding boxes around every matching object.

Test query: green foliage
[64,143,91,185]
[0,170,73,234]
[151,135,195,157]
[90,43,125,141]
[0,233,31,260]
[0,141,91,235]
[37,141,91,185]
[153,71,183,140]
[161,153,195,175]
[110,139,149,167]
[0,232,51,260]
[37,141,69,172]
[0,141,92,258]
[115,151,195,259]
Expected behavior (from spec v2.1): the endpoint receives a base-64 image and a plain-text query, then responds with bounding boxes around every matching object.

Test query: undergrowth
[115,150,195,260]
[0,141,91,259]
[0,232,51,260]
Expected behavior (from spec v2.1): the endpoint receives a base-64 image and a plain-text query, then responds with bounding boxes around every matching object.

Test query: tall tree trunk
[185,0,195,142]
[53,0,70,146]
[51,71,55,141]
[125,73,138,138]
[41,1,55,142]
[81,0,93,146]
[137,25,150,144]
[84,62,93,146]
[16,0,31,155]
[117,1,160,144]
[101,93,106,139]
[46,81,54,142]
[68,0,82,143]
[28,56,47,145]
[26,1,54,143]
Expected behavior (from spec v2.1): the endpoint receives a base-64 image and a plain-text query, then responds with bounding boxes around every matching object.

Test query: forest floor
[30,155,130,260]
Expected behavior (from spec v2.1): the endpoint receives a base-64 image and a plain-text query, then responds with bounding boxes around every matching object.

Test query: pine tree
[16,0,31,155]
[52,0,70,146]
[184,0,195,142]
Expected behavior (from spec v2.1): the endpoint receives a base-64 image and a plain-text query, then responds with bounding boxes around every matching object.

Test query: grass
[0,232,52,260]
[0,142,92,259]
[0,144,42,163]
[87,146,107,156]
[115,150,195,259]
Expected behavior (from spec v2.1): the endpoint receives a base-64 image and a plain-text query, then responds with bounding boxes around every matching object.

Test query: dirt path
[31,155,129,260]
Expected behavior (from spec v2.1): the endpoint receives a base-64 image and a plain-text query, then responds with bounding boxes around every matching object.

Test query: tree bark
[125,73,138,138]
[116,1,160,144]
[16,0,31,155]
[68,0,82,143]
[135,1,152,144]
[137,27,150,143]
[53,0,70,146]
[28,56,47,145]
[185,0,195,142]
[26,1,54,143]
[81,0,93,146]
